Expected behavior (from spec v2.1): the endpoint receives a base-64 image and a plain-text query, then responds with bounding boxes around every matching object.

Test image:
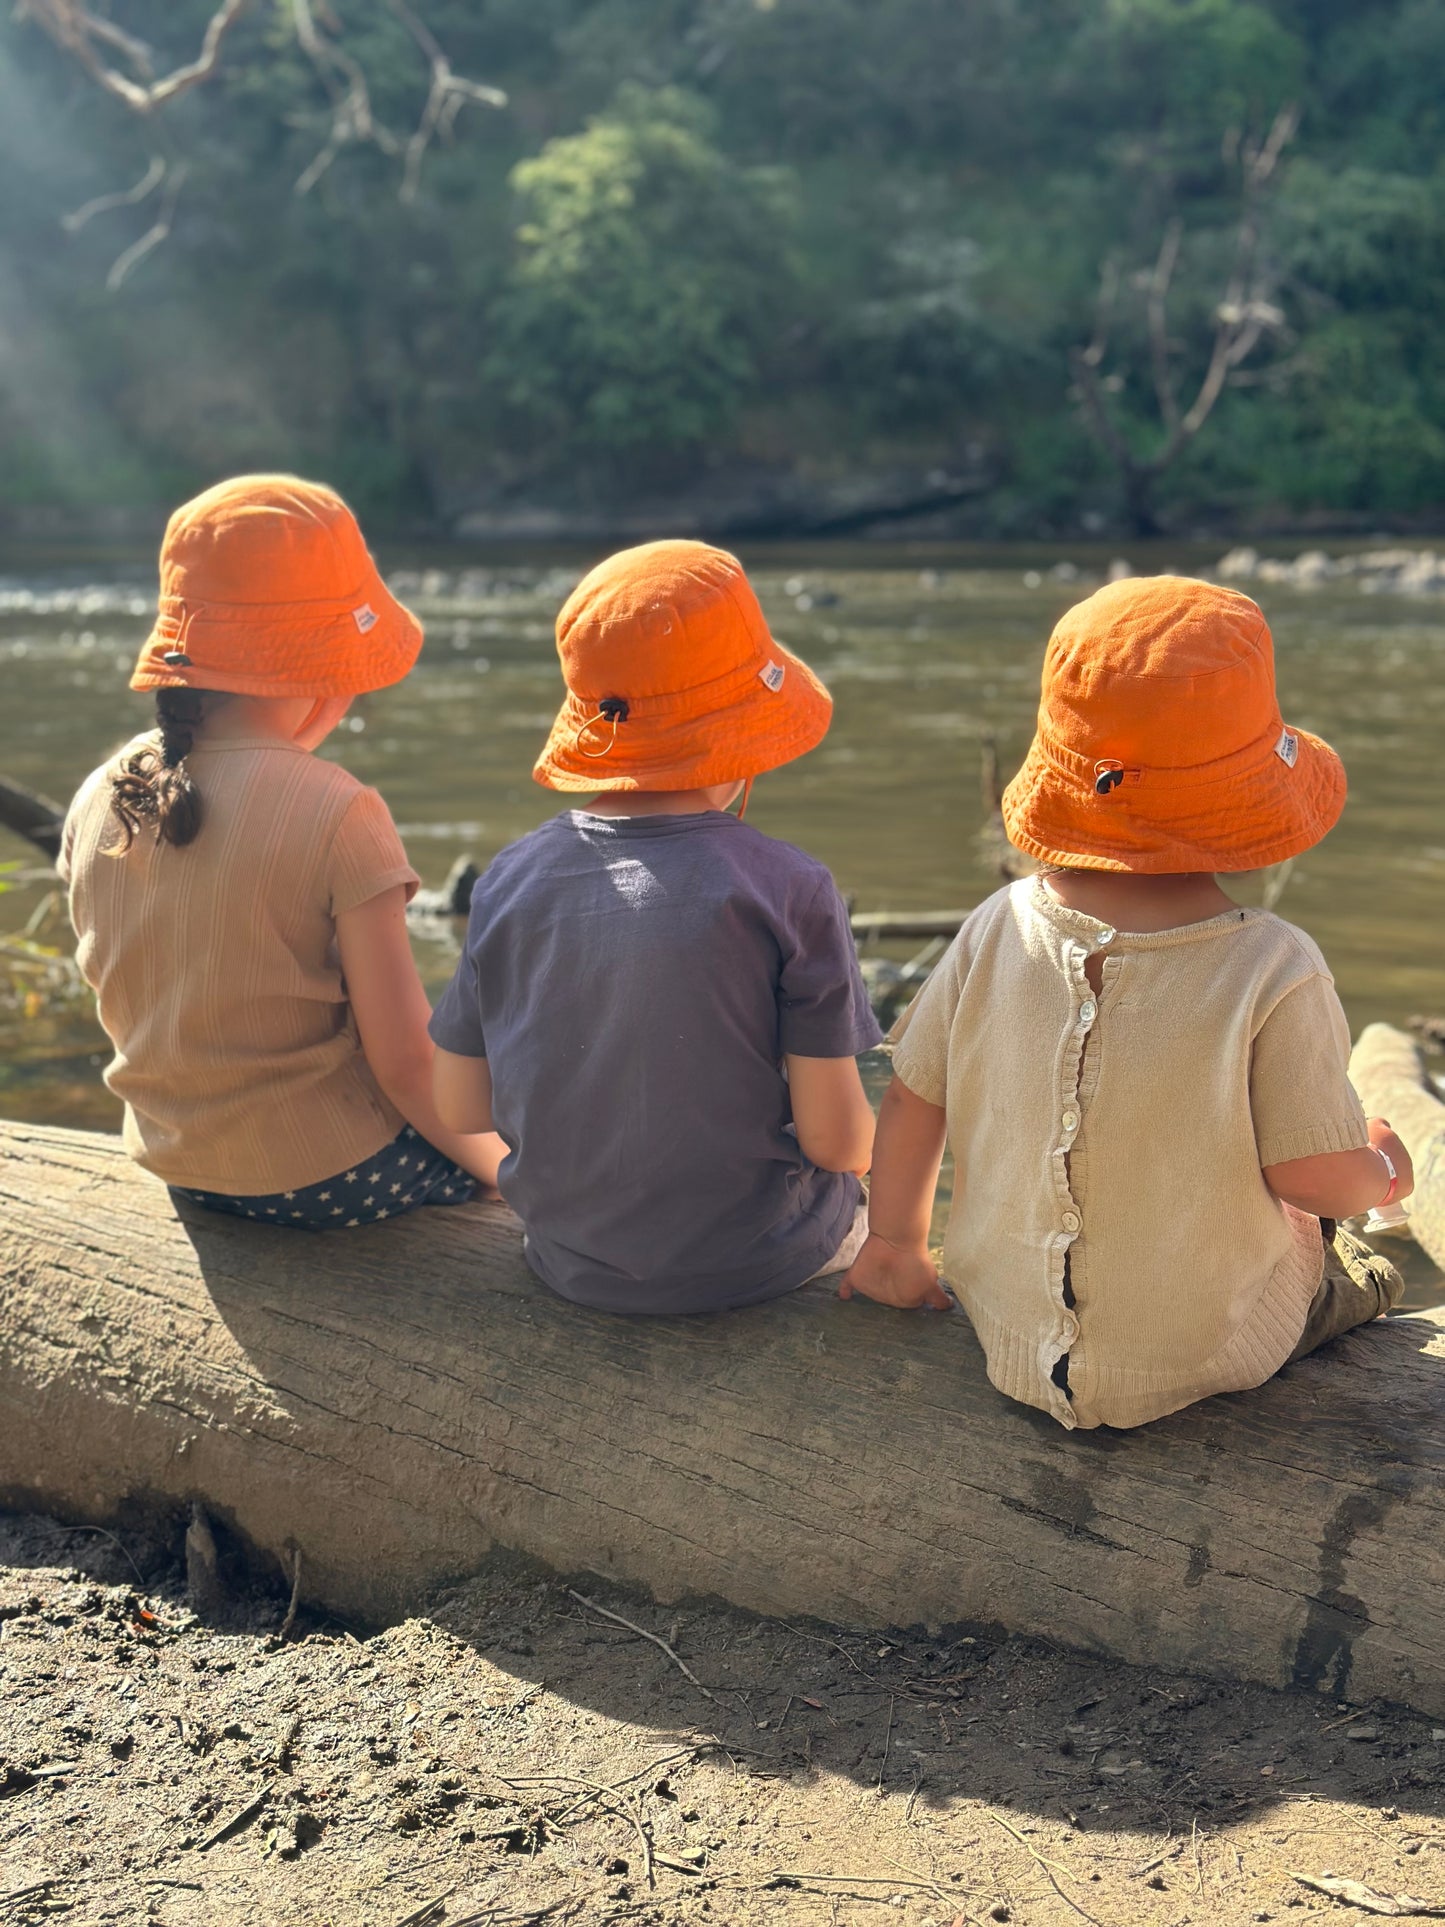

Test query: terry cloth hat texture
[534,539,832,792]
[1001,574,1346,873]
[131,474,422,700]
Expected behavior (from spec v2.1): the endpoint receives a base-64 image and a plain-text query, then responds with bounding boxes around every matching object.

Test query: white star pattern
[376,1209,389,1220]
[331,1207,343,1216]
[390,1183,402,1195]
[318,1192,331,1202]
[368,1170,382,1182]
[442,1185,454,1197]
[363,1196,375,1208]
[283,1191,296,1201]
[346,1218,359,1227]
[345,1170,358,1183]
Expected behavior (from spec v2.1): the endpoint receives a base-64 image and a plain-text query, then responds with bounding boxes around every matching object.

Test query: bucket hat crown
[1002,574,1345,873]
[534,539,832,792]
[131,474,422,700]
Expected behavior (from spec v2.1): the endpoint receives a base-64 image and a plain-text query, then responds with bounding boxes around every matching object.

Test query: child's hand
[838,1232,951,1311]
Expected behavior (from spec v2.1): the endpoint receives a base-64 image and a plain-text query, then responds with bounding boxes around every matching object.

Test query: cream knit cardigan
[891,877,1369,1429]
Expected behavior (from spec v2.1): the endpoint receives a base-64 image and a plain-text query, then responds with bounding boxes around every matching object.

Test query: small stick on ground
[991,1812,1105,1927]
[565,1589,721,1706]
[391,1890,455,1927]
[277,1547,303,1644]
[196,1783,271,1852]
[878,1694,895,1790]
[53,1524,148,1587]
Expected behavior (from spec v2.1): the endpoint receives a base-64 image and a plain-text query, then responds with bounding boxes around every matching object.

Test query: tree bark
[3,1120,1444,1715]
[0,777,64,860]
[1349,1022,1445,1270]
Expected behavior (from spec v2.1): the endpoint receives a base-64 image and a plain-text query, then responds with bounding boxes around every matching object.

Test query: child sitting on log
[842,575,1411,1429]
[429,539,881,1313]
[59,475,504,1228]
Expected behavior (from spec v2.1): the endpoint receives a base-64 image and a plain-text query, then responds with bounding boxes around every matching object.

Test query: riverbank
[6,1510,1445,1927]
[5,490,1445,551]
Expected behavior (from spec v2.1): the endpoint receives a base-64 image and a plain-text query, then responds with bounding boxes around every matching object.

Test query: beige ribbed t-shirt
[891,877,1369,1430]
[60,735,420,1193]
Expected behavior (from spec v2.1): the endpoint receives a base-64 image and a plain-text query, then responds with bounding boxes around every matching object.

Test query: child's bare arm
[1264,1115,1414,1218]
[785,1053,876,1174]
[336,886,504,1188]
[433,1047,495,1135]
[839,1073,950,1310]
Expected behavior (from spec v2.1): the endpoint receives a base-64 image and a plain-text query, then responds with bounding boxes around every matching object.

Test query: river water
[2,541,1442,1298]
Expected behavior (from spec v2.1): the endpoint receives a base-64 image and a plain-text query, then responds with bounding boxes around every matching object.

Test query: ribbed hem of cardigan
[965,1301,1078,1429]
[959,1206,1326,1431]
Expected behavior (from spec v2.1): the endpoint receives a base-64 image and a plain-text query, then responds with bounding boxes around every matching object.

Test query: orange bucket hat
[130,474,422,700]
[1002,575,1345,873]
[534,539,832,792]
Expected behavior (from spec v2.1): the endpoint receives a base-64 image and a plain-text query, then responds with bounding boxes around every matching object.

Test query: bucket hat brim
[534,637,833,792]
[1002,721,1346,874]
[131,579,422,701]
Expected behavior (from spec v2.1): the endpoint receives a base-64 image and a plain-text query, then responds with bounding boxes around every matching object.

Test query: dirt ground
[4,1512,1445,1927]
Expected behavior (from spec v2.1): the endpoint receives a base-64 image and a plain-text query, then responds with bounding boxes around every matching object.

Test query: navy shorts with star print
[171,1124,476,1230]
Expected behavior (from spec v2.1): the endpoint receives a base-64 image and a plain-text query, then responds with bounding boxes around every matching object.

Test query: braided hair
[107,687,206,853]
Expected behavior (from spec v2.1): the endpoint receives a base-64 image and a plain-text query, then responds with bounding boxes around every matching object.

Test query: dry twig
[276,1545,303,1643]
[565,1589,722,1706]
[991,1812,1106,1927]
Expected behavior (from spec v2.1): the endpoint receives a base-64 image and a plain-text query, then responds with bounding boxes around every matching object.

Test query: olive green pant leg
[1287,1222,1406,1365]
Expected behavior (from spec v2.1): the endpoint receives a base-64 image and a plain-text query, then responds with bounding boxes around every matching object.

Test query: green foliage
[2,0,1444,527]
[488,86,797,461]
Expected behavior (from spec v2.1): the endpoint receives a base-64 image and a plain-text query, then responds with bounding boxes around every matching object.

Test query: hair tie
[575,695,630,759]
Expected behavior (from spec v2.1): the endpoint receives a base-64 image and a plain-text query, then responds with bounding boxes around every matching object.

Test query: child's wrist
[868,1226,930,1257]
[1371,1144,1400,1208]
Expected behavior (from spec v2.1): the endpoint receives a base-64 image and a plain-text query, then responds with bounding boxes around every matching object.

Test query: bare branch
[62,154,166,233]
[1081,254,1121,368]
[1146,216,1183,430]
[1068,103,1299,529]
[388,0,507,201]
[105,162,188,290]
[19,0,249,114]
[1068,345,1135,477]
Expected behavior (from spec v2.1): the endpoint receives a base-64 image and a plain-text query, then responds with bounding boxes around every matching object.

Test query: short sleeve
[55,765,108,885]
[428,891,487,1059]
[55,800,76,885]
[887,933,964,1108]
[327,788,420,918]
[1251,973,1369,1167]
[777,871,884,1058]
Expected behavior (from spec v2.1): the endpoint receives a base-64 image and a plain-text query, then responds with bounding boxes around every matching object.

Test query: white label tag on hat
[352,603,379,634]
[1275,728,1299,768]
[759,661,786,692]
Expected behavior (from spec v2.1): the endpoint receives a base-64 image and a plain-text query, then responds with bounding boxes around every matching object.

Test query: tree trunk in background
[3,1120,1445,1714]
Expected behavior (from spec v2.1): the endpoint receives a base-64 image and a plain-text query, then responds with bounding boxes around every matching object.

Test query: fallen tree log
[0,776,64,860]
[1350,1022,1445,1270]
[3,1119,1445,1715]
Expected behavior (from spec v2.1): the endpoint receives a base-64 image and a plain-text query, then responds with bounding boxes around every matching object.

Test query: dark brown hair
[107,687,206,853]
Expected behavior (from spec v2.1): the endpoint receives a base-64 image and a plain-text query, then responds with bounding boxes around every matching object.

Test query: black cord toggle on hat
[1094,759,1127,796]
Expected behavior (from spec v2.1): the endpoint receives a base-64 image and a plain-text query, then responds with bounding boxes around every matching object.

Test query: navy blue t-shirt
[428,809,882,1313]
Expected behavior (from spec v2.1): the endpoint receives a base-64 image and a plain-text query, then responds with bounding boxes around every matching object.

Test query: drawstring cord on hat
[574,695,630,758]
